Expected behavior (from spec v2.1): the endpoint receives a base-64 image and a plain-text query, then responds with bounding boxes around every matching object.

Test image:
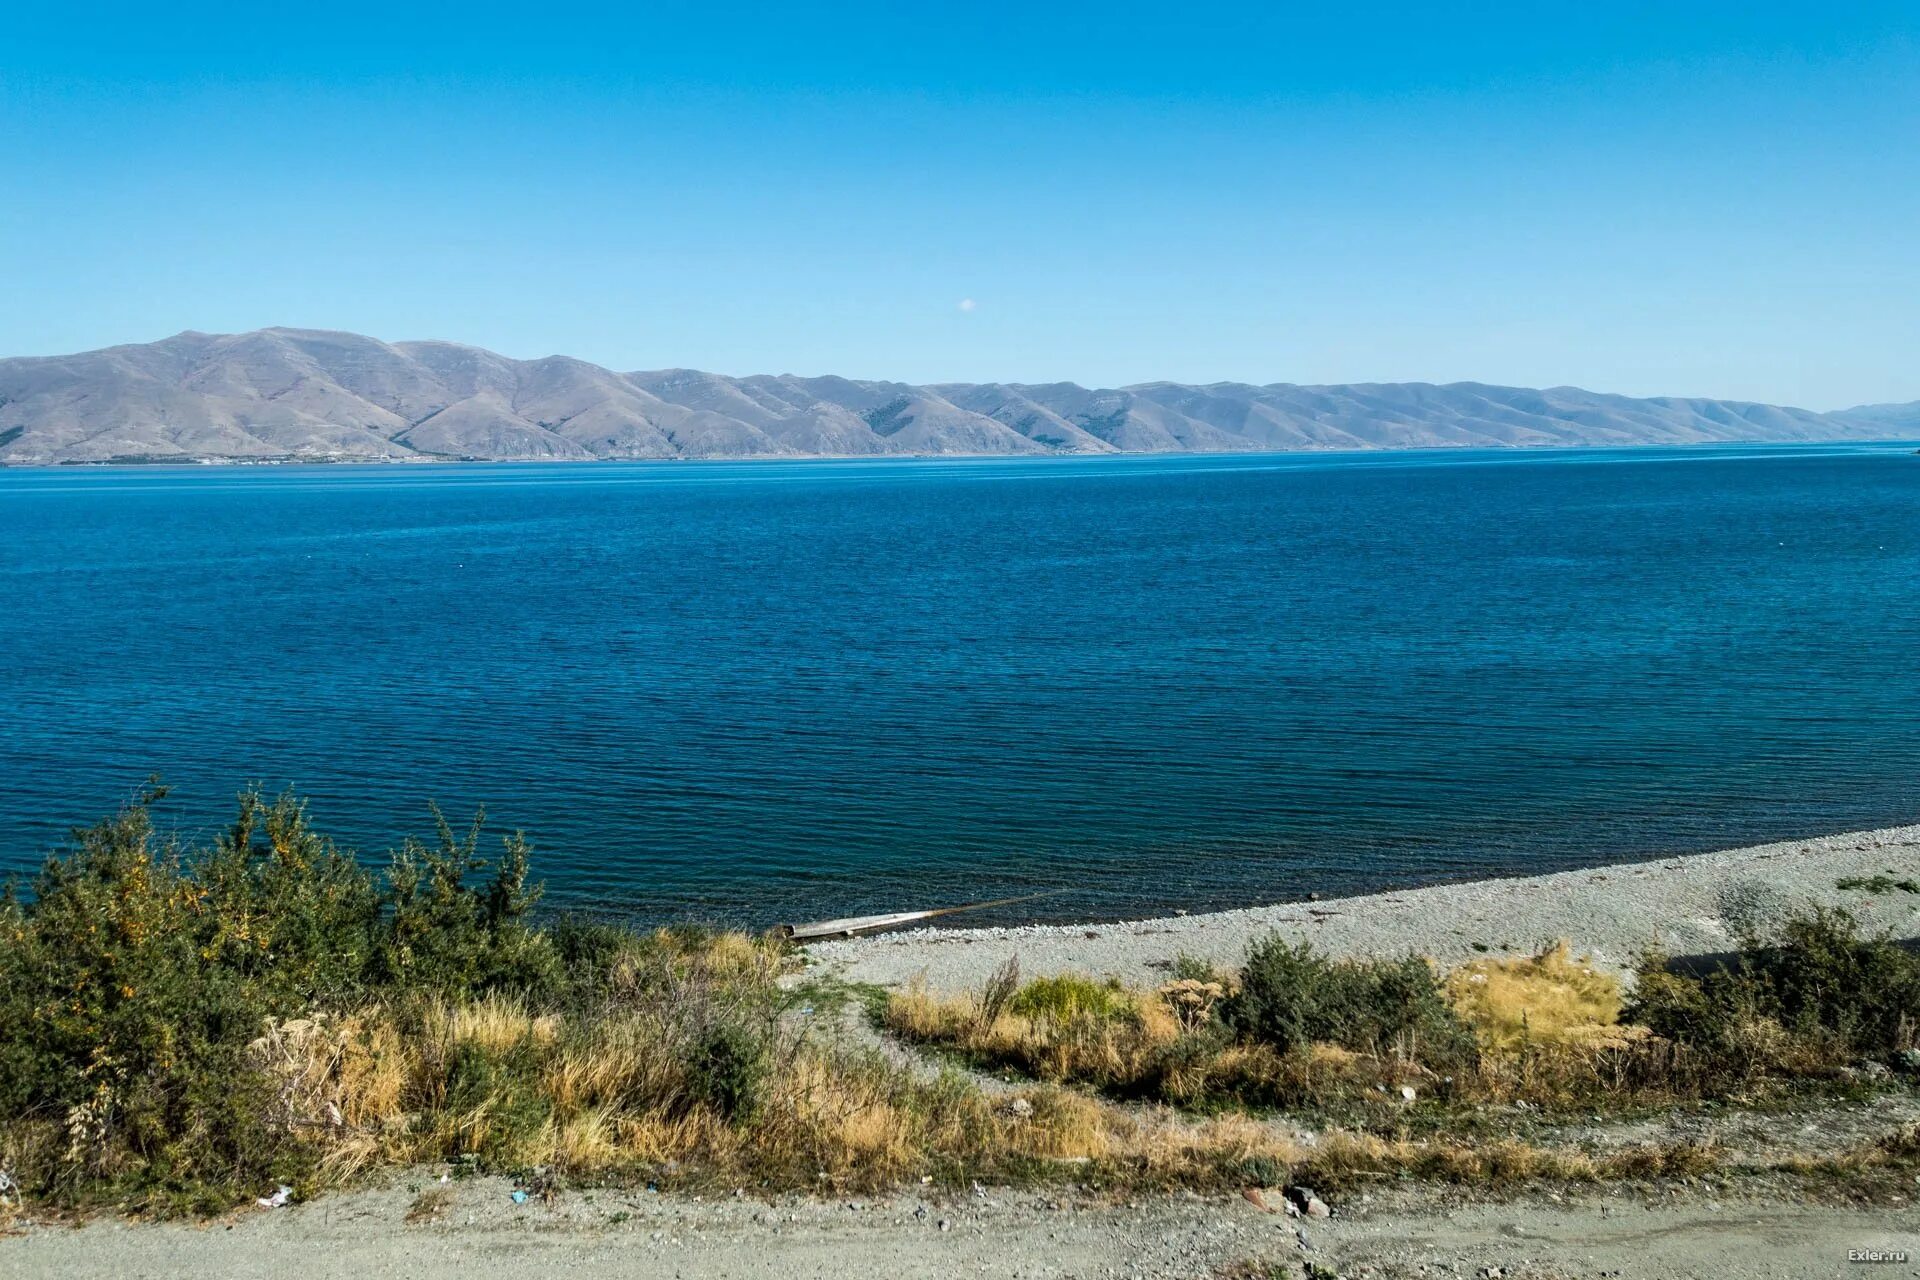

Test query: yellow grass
[424,992,560,1055]
[1446,941,1627,1054]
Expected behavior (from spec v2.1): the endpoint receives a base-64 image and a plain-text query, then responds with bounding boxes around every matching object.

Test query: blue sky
[3,3,1916,408]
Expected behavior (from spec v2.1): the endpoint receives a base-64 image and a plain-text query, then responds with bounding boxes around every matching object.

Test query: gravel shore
[811,825,1920,992]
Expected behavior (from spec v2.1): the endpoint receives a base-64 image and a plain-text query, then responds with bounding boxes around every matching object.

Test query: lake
[3,444,1918,926]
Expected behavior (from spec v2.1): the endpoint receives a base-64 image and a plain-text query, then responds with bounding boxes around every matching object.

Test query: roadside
[6,1175,1916,1280]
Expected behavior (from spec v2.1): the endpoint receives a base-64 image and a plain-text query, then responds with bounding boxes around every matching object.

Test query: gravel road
[7,1178,1915,1279]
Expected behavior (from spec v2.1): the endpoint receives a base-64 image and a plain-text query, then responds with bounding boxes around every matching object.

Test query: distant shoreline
[4,436,1916,471]
[812,823,1920,991]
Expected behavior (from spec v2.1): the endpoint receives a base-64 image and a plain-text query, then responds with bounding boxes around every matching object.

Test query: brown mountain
[0,327,1893,464]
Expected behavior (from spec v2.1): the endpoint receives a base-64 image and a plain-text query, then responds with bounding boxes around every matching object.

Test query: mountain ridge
[0,327,1908,464]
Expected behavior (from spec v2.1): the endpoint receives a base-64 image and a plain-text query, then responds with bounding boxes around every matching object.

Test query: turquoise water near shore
[3,444,1917,925]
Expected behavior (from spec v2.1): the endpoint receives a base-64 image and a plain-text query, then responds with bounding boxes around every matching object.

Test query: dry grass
[882,939,1882,1122]
[1448,943,1629,1055]
[404,1185,454,1224]
[884,974,1184,1089]
[11,909,1881,1214]
[425,993,562,1055]
[242,959,1711,1199]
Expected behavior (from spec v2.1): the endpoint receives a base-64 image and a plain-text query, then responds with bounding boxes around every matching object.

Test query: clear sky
[3,3,1916,408]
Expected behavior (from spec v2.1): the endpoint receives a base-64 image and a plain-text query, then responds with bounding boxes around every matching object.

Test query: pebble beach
[812,825,1920,992]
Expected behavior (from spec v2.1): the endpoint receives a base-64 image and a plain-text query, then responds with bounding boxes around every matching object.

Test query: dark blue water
[4,445,1918,926]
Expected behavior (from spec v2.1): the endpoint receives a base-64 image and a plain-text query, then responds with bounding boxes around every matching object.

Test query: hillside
[0,327,1898,463]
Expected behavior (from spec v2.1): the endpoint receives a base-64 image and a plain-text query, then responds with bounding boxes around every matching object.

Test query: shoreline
[811,823,1920,992]
[6,436,1914,470]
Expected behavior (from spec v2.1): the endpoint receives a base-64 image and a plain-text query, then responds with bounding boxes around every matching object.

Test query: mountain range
[0,328,1913,464]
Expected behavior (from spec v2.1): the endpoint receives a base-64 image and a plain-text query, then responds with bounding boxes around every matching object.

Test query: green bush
[686,1021,773,1121]
[1627,908,1920,1062]
[1221,936,1477,1067]
[0,783,565,1204]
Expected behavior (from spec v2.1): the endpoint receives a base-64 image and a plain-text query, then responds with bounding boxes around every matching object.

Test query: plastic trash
[257,1185,293,1209]
[511,1190,529,1204]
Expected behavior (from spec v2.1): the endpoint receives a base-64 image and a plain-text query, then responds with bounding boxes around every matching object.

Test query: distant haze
[1,328,1913,465]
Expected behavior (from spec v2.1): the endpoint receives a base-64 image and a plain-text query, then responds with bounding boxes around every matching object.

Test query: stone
[1285,1185,1331,1218]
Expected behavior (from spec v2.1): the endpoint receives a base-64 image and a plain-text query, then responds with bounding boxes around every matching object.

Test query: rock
[1400,1085,1418,1102]
[938,1218,952,1232]
[1857,1060,1892,1081]
[1241,1188,1274,1213]
[1285,1186,1331,1219]
[1003,1097,1035,1118]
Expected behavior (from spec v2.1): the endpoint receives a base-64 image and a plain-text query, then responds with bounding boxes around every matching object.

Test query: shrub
[1221,936,1476,1068]
[0,784,571,1205]
[440,1039,552,1162]
[1625,907,1920,1066]
[686,1022,773,1121]
[1761,909,1920,1054]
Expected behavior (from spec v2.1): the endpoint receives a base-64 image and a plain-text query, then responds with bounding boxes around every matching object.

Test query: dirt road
[7,1178,1916,1280]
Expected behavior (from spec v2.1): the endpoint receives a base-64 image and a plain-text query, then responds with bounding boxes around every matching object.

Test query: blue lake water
[3,445,1918,926]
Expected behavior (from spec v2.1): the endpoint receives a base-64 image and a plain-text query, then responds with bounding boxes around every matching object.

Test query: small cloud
[956,298,977,313]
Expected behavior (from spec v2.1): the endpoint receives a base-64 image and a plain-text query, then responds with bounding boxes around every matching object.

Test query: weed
[979,957,1021,1026]
[1008,974,1132,1024]
[1838,875,1920,895]
[405,1185,454,1224]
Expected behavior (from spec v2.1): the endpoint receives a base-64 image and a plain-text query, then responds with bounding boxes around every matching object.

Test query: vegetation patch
[888,915,1918,1122]
[4,788,1915,1218]
[1837,874,1920,896]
